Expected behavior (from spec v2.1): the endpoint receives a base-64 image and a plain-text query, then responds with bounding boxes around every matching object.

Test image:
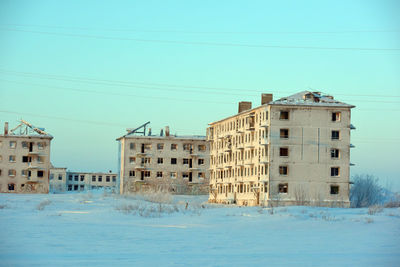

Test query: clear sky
[0,0,399,189]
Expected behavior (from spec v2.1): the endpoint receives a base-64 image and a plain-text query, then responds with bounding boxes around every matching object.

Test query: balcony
[259,138,269,145]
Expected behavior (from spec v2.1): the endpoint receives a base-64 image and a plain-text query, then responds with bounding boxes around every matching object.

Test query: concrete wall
[0,135,52,193]
[119,136,209,194]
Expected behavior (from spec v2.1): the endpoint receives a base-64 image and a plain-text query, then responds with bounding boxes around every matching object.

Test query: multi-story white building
[0,120,53,193]
[117,126,209,194]
[207,92,355,207]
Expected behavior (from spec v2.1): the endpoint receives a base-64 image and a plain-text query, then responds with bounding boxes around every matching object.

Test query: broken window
[198,145,206,152]
[279,183,288,193]
[170,172,177,179]
[8,183,15,191]
[182,172,189,178]
[37,156,44,163]
[92,175,96,181]
[106,176,110,182]
[9,155,16,162]
[171,158,177,164]
[112,176,116,182]
[8,169,16,177]
[156,171,163,178]
[157,143,164,150]
[129,170,135,177]
[22,156,31,163]
[80,185,85,191]
[171,144,178,150]
[58,174,63,180]
[68,185,72,191]
[129,157,136,164]
[331,130,340,140]
[22,170,28,176]
[74,185,78,191]
[37,170,44,177]
[144,144,152,150]
[280,147,289,157]
[279,111,289,120]
[280,129,289,139]
[331,149,339,159]
[330,185,339,194]
[183,158,189,164]
[68,174,72,181]
[198,158,205,165]
[38,142,45,150]
[279,166,288,175]
[9,141,16,148]
[22,141,28,149]
[144,171,151,177]
[80,175,84,181]
[98,175,103,182]
[331,167,340,177]
[183,144,191,151]
[142,157,151,164]
[130,143,135,150]
[332,112,341,122]
[74,175,78,181]
[157,158,163,164]
[198,172,205,178]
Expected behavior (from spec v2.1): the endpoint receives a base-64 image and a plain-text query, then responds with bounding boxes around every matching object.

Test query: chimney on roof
[165,126,170,137]
[261,93,273,105]
[238,101,252,113]
[148,128,152,136]
[160,129,164,136]
[4,122,8,135]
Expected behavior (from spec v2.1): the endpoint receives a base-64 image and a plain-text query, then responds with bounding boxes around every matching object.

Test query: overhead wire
[1,27,399,51]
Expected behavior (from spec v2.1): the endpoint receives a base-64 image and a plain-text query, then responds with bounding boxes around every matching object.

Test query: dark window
[280,111,289,120]
[331,149,339,159]
[157,158,163,164]
[74,175,78,181]
[80,175,84,181]
[130,143,135,150]
[92,175,96,182]
[37,170,44,177]
[171,158,177,164]
[68,185,72,191]
[8,184,15,191]
[183,158,189,164]
[198,158,204,165]
[280,147,289,157]
[279,183,288,193]
[98,176,102,182]
[22,156,31,163]
[80,185,85,190]
[279,166,288,175]
[74,185,78,191]
[156,171,163,178]
[280,129,289,139]
[106,176,110,182]
[112,176,116,182]
[129,171,135,177]
[68,174,72,181]
[331,131,340,140]
[332,112,341,122]
[330,185,339,194]
[58,174,63,180]
[331,167,340,177]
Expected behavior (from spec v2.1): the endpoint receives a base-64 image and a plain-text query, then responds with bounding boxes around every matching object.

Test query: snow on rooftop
[271,90,355,107]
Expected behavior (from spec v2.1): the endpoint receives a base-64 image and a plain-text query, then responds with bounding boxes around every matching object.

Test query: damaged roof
[270,91,355,108]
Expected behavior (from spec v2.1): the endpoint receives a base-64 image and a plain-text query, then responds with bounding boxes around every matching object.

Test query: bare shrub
[350,174,384,208]
[368,205,384,215]
[36,199,51,211]
[142,190,172,204]
[384,193,400,208]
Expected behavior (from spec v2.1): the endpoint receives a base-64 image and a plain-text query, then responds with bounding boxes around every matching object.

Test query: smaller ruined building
[0,120,53,193]
[117,123,209,194]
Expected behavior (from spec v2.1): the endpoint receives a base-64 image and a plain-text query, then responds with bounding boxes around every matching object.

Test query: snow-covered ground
[0,192,399,266]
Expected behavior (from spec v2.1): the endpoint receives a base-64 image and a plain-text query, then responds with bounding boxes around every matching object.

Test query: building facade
[117,126,209,194]
[65,171,118,192]
[207,92,355,207]
[0,120,53,193]
[49,167,67,192]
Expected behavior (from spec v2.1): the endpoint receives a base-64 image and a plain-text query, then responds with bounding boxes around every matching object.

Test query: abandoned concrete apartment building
[207,91,355,207]
[0,120,53,193]
[117,123,209,194]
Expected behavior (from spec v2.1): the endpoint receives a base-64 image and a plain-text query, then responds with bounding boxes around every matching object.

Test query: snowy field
[0,192,399,267]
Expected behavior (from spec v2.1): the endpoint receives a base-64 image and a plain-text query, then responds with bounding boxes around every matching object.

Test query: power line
[1,68,400,99]
[4,23,400,35]
[1,27,399,51]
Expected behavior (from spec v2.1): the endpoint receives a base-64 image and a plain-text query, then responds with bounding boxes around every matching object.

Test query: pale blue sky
[0,0,399,189]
